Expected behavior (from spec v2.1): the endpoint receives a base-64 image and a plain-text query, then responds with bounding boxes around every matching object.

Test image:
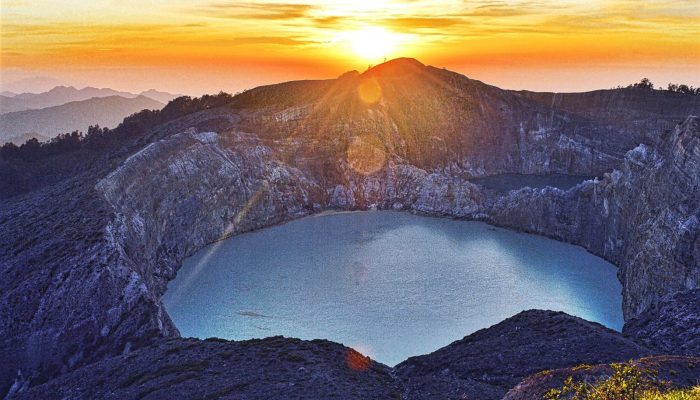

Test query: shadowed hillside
[0,95,164,144]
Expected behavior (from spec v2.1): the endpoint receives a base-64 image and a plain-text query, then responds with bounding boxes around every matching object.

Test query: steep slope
[229,58,624,174]
[486,116,700,318]
[395,310,652,400]
[517,88,700,145]
[1,58,698,397]
[0,95,164,143]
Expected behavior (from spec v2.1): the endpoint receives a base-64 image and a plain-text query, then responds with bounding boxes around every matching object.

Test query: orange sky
[1,0,699,94]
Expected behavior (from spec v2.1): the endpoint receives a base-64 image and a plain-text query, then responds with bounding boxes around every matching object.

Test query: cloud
[196,2,315,20]
[312,16,343,27]
[453,0,565,17]
[467,5,536,17]
[383,17,465,29]
[222,36,317,46]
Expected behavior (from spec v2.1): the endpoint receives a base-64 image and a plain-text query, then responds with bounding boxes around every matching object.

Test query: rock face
[486,116,700,319]
[394,310,652,400]
[517,88,700,147]
[624,289,700,356]
[1,58,699,397]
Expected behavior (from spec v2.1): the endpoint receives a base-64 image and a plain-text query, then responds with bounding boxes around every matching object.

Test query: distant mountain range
[0,76,68,94]
[0,95,164,144]
[0,86,180,114]
[138,89,181,104]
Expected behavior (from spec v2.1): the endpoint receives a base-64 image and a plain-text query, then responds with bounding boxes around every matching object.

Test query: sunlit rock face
[486,117,700,319]
[1,58,699,396]
[230,58,622,176]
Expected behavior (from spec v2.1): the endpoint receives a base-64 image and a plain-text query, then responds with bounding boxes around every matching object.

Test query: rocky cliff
[1,58,699,398]
[517,88,700,146]
[485,116,700,318]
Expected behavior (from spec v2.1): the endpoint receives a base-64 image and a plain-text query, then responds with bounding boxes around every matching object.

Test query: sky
[1,0,699,95]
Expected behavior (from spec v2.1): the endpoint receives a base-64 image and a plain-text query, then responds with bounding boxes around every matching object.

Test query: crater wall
[2,61,699,396]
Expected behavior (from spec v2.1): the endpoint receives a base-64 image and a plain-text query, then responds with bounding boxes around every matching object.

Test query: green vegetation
[619,78,700,95]
[640,387,700,400]
[0,92,235,160]
[545,362,700,400]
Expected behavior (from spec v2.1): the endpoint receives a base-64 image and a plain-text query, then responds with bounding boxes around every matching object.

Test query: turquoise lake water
[163,211,622,366]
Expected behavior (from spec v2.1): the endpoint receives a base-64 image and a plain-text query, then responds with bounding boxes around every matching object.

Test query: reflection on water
[163,211,622,366]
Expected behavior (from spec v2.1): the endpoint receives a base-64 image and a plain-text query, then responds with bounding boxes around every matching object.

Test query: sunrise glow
[1,1,699,94]
[341,27,406,62]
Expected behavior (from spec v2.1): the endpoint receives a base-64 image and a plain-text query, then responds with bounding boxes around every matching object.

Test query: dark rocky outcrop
[12,312,657,400]
[16,337,400,400]
[624,289,700,356]
[503,355,700,400]
[1,58,699,397]
[394,310,652,400]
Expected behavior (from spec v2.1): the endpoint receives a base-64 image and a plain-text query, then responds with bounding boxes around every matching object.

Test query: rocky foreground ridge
[1,58,699,398]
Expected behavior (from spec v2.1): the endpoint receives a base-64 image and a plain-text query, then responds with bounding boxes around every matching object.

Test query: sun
[343,27,402,62]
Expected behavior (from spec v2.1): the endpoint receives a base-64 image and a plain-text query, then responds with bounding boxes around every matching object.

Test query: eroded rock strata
[1,58,699,398]
[487,116,700,319]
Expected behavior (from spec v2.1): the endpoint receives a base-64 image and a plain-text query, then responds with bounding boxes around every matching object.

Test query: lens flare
[346,348,371,371]
[346,134,387,175]
[357,77,382,104]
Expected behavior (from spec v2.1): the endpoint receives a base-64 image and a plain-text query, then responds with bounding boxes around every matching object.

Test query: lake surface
[163,211,622,366]
[470,173,595,193]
